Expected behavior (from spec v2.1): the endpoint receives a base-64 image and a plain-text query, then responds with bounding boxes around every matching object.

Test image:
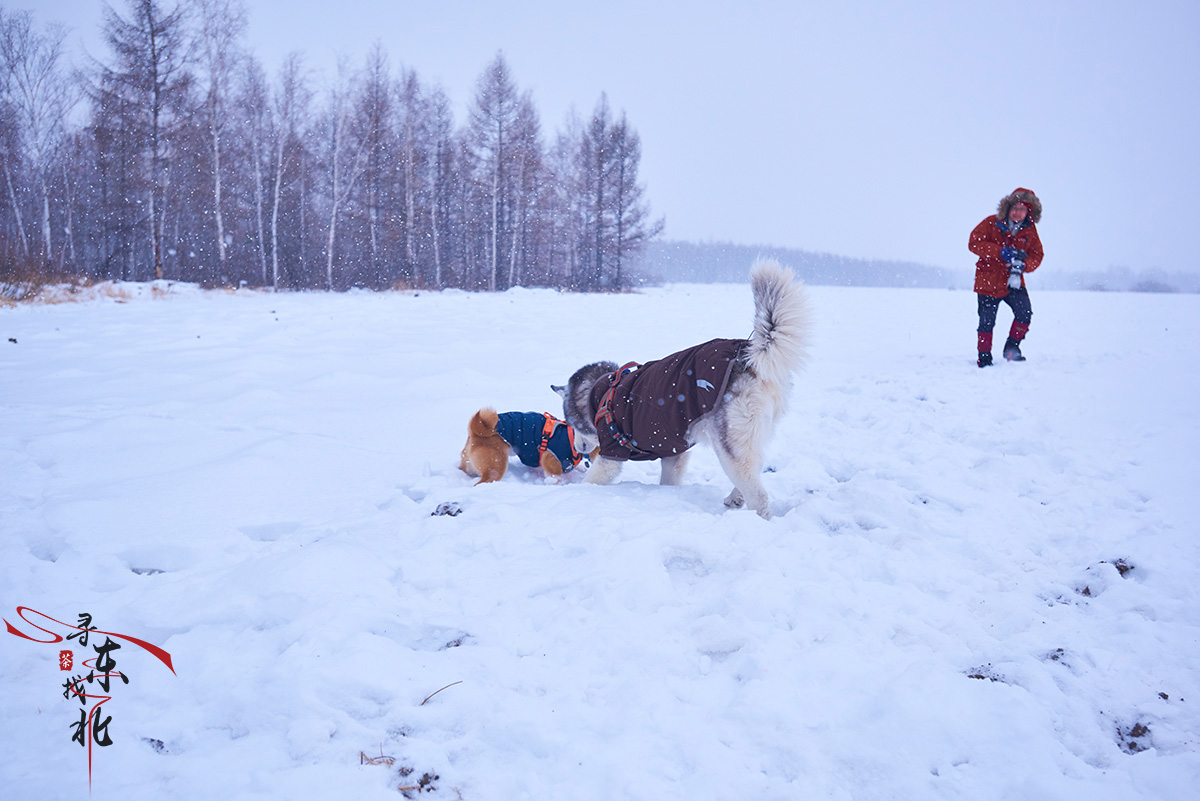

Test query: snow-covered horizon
[2,279,1197,800]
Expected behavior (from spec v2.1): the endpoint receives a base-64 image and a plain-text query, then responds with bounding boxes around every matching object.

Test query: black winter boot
[977,352,993,368]
[1003,338,1026,362]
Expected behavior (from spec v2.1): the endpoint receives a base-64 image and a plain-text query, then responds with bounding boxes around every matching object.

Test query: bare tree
[99,0,191,280]
[322,60,367,290]
[396,67,422,285]
[609,111,663,288]
[466,52,523,291]
[191,0,245,275]
[269,53,309,289]
[239,56,271,282]
[1,10,77,262]
[355,43,392,284]
[580,94,613,290]
[507,94,543,288]
[58,131,83,267]
[0,11,29,260]
[425,84,454,288]
[573,94,661,290]
[546,109,586,288]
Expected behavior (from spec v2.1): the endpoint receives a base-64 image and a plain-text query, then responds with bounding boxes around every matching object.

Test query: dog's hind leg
[474,468,505,486]
[711,435,772,519]
[725,466,771,519]
[460,446,476,477]
[584,456,624,485]
[659,452,690,485]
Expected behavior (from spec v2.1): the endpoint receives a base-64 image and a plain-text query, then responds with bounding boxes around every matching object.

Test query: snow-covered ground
[2,278,1198,800]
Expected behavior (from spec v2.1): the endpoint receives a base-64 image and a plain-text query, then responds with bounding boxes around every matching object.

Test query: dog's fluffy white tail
[746,258,811,385]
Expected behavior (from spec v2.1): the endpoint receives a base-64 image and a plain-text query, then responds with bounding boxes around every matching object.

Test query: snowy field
[2,278,1198,800]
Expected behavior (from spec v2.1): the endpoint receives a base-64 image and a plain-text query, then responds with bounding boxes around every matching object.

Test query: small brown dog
[460,408,590,484]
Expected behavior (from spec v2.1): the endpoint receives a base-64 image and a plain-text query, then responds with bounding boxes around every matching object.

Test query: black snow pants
[977,288,1032,333]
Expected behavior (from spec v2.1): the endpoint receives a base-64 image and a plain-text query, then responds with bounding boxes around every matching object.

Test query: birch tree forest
[0,0,663,292]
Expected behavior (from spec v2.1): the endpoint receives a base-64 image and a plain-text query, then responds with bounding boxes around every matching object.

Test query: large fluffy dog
[553,259,810,518]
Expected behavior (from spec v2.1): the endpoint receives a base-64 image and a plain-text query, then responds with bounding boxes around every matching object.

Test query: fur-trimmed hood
[998,187,1042,224]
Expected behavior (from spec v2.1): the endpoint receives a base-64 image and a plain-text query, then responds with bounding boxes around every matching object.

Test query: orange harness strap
[537,413,556,457]
[538,412,583,468]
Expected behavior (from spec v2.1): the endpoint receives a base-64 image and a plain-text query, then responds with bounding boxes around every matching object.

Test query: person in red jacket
[968,187,1044,367]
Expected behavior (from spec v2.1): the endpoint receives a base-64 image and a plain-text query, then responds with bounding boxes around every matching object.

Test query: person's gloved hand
[1000,246,1018,263]
[1007,260,1025,289]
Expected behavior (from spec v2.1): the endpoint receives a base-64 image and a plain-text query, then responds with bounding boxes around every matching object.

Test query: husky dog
[553,259,810,518]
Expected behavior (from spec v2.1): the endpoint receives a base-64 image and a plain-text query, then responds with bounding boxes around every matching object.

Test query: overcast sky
[17,0,1200,275]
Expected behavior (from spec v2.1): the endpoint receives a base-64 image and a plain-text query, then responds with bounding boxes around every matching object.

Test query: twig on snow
[420,680,463,706]
[359,745,396,766]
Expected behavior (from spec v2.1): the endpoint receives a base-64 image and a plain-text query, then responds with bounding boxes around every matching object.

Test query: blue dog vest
[495,411,585,472]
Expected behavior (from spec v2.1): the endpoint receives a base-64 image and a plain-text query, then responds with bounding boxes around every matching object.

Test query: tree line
[0,0,662,293]
[638,240,964,289]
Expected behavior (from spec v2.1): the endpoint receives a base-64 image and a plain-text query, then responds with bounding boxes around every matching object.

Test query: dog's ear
[551,383,567,398]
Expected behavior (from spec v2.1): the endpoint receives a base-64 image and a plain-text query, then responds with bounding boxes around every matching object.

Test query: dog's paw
[584,457,622,485]
[723,489,745,509]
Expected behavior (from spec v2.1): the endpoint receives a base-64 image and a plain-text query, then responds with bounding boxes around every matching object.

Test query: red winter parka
[969,188,1044,298]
